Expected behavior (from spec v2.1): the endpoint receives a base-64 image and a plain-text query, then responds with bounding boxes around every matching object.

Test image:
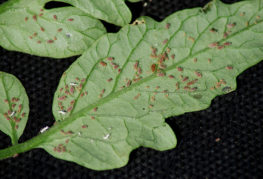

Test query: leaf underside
[39,0,263,170]
[0,0,106,58]
[0,71,29,145]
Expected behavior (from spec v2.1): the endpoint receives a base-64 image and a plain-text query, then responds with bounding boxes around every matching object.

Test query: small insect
[165,23,171,29]
[208,42,218,48]
[58,28,63,32]
[40,27,45,32]
[107,78,113,82]
[177,67,183,72]
[103,133,110,140]
[100,61,107,67]
[68,18,74,21]
[53,15,57,20]
[39,13,43,17]
[209,28,218,33]
[151,64,157,72]
[47,40,54,43]
[40,126,49,133]
[162,39,168,45]
[33,15,37,21]
[227,23,236,29]
[58,110,67,115]
[10,111,15,117]
[70,82,78,86]
[25,17,28,22]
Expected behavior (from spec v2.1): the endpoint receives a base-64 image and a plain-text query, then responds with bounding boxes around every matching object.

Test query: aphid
[47,40,54,43]
[82,125,88,129]
[29,36,33,39]
[226,65,233,70]
[21,113,26,117]
[162,39,168,45]
[165,23,171,29]
[223,42,232,46]
[54,37,57,40]
[133,77,142,82]
[107,78,113,82]
[93,107,98,112]
[151,64,157,72]
[193,58,197,63]
[209,28,218,33]
[168,75,175,79]
[103,133,110,140]
[40,126,49,133]
[18,104,22,113]
[65,139,69,144]
[151,96,155,102]
[182,76,189,82]
[222,86,232,93]
[157,71,165,77]
[126,80,132,87]
[166,47,171,53]
[68,18,74,21]
[58,28,63,32]
[208,58,212,63]
[91,116,95,120]
[107,57,114,61]
[195,71,202,78]
[37,41,42,44]
[33,32,38,37]
[134,93,141,100]
[58,96,67,101]
[217,45,224,50]
[53,15,57,20]
[223,32,228,39]
[137,67,142,74]
[100,61,107,67]
[188,36,195,42]
[227,23,236,29]
[159,64,167,70]
[240,12,245,16]
[245,21,249,27]
[149,104,154,108]
[176,82,180,90]
[40,27,45,32]
[208,42,218,48]
[171,54,175,59]
[40,9,44,12]
[25,17,28,22]
[177,67,183,72]
[67,106,73,112]
[58,110,67,115]
[33,15,37,21]
[15,125,19,129]
[4,99,8,103]
[39,13,43,17]
[187,79,198,86]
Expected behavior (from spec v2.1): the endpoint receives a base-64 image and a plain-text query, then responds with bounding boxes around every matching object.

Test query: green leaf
[0,0,106,58]
[0,71,29,145]
[39,0,263,170]
[59,0,141,26]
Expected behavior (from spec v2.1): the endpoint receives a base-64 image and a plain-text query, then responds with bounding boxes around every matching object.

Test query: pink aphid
[53,15,57,20]
[58,96,67,101]
[208,42,218,48]
[33,15,37,21]
[223,42,232,46]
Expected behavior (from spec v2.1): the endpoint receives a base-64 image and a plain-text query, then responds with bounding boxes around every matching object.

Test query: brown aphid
[223,32,228,39]
[93,107,98,112]
[226,65,233,70]
[29,36,33,39]
[184,86,191,91]
[67,106,73,112]
[54,37,57,41]
[82,125,88,129]
[107,78,113,82]
[37,40,42,44]
[177,67,183,72]
[165,23,171,29]
[168,75,175,79]
[33,15,37,21]
[40,9,44,12]
[208,58,212,63]
[58,28,63,32]
[209,28,218,33]
[149,104,154,108]
[134,93,141,100]
[4,99,8,103]
[187,79,198,86]
[80,92,84,97]
[11,104,16,109]
[70,100,75,105]
[182,76,189,82]
[195,71,202,78]
[65,139,70,144]
[151,96,155,102]
[39,13,43,17]
[151,64,157,72]
[47,40,54,43]
[40,27,45,32]
[53,15,57,20]
[33,32,38,37]
[176,82,180,90]
[15,125,19,129]
[91,116,95,120]
[166,47,171,53]
[18,104,22,113]
[21,113,26,118]
[100,61,107,67]
[193,58,197,63]
[162,39,168,45]
[25,17,28,22]
[107,57,114,61]
[58,96,67,101]
[171,54,175,59]
[126,80,132,87]
[188,36,195,42]
[137,67,142,74]
[208,42,218,48]
[134,61,139,70]
[157,71,165,77]
[217,45,224,50]
[133,77,142,82]
[68,18,74,21]
[223,42,232,46]
[227,23,236,28]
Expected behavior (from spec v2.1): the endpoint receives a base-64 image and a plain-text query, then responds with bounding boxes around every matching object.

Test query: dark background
[0,0,263,178]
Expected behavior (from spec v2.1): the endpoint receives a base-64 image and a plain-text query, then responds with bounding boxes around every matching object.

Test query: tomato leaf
[0,71,29,145]
[0,0,106,58]
[39,0,263,170]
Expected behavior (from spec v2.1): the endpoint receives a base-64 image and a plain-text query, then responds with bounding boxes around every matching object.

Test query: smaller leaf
[0,71,29,145]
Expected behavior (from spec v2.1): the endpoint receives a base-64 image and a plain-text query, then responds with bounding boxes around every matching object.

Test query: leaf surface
[0,0,106,58]
[0,71,29,145]
[40,0,263,170]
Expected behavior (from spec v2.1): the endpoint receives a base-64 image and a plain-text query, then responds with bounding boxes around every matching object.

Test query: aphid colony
[24,8,74,44]
[2,97,26,130]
